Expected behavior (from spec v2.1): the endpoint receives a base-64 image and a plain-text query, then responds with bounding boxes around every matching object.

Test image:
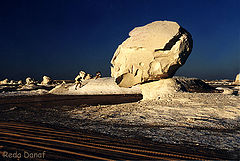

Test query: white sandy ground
[49,77,141,95]
[1,77,239,97]
[0,89,49,97]
[1,77,240,154]
[69,92,240,152]
[0,77,139,97]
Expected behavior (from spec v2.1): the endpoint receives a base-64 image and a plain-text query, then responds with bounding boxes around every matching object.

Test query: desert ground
[0,77,239,160]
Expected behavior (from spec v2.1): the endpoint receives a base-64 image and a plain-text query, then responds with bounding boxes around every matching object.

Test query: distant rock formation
[93,71,102,80]
[75,71,86,81]
[9,80,15,84]
[41,76,52,85]
[85,74,92,80]
[235,73,240,84]
[74,71,88,89]
[18,80,23,84]
[0,79,9,85]
[25,77,35,85]
[50,77,141,95]
[74,71,101,89]
[111,21,193,87]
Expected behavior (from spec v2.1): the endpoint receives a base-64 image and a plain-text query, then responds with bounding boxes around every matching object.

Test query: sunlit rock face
[9,80,15,84]
[41,76,52,85]
[140,78,182,100]
[111,21,193,87]
[75,71,86,82]
[85,74,92,80]
[0,79,9,85]
[235,73,240,84]
[25,77,34,85]
[18,80,23,84]
[140,77,217,100]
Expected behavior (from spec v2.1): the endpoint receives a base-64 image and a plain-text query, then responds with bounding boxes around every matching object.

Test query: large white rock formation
[111,21,193,87]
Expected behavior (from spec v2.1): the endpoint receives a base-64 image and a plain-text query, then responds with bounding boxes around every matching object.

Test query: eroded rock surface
[0,79,9,85]
[41,76,52,85]
[25,77,34,85]
[235,73,240,84]
[140,78,182,100]
[140,77,217,100]
[111,21,193,87]
[50,77,141,95]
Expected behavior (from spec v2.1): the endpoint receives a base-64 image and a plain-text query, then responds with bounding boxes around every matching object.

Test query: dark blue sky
[0,0,239,80]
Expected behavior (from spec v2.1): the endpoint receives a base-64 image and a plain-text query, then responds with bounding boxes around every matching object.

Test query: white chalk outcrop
[235,73,240,84]
[85,74,92,80]
[140,79,182,100]
[9,80,15,84]
[111,21,193,87]
[18,80,23,84]
[74,71,90,82]
[41,76,52,85]
[0,79,9,85]
[50,77,141,95]
[25,77,34,85]
[140,77,216,100]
